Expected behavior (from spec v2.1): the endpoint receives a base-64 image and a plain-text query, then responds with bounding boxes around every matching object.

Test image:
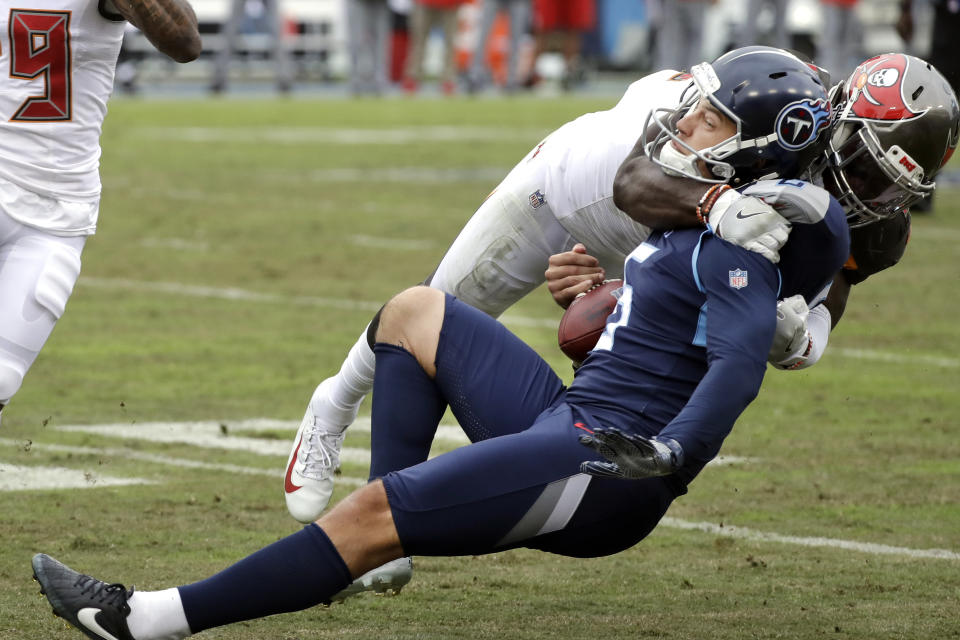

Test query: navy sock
[369,343,448,480]
[177,524,351,633]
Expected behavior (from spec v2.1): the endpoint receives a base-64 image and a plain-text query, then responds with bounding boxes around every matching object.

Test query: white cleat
[284,378,356,523]
[331,557,414,603]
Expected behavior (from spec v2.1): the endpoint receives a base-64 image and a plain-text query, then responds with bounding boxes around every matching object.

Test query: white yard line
[659,517,960,561]
[48,418,757,466]
[0,438,367,489]
[907,225,960,241]
[54,417,471,449]
[131,126,548,145]
[349,235,436,251]
[0,461,153,491]
[140,238,211,251]
[292,167,509,183]
[832,347,958,368]
[78,277,558,328]
[55,422,373,462]
[2,436,952,561]
[79,277,385,313]
[1,432,953,561]
[76,276,960,364]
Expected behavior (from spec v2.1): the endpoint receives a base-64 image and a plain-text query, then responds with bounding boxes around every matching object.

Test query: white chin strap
[658,142,702,178]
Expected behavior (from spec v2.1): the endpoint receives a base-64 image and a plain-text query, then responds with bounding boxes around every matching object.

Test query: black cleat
[32,553,136,640]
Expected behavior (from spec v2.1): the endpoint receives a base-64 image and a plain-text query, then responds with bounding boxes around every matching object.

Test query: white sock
[126,588,191,640]
[326,330,376,421]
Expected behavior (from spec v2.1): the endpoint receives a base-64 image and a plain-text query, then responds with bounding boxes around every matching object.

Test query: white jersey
[536,70,691,259]
[0,0,125,235]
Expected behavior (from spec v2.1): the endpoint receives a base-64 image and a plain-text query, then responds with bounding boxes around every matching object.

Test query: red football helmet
[823,53,960,227]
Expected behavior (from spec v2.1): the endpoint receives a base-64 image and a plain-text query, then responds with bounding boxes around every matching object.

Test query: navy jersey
[566,190,849,486]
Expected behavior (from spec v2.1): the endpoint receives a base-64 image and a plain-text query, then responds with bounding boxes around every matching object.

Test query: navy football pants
[380,295,678,559]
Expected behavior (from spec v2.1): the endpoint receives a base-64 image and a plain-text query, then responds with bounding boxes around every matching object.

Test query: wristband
[695,184,732,226]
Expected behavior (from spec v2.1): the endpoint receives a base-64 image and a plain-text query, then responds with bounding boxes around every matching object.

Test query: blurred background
[115,0,943,97]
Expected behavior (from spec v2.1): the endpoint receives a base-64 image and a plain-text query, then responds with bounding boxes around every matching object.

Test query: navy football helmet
[819,53,960,227]
[645,46,833,186]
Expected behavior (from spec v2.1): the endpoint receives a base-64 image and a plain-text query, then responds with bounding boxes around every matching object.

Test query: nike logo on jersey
[284,436,304,493]
[78,608,123,640]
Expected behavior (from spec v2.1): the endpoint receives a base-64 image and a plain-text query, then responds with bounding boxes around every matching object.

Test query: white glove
[742,180,833,224]
[768,294,813,369]
[708,189,791,264]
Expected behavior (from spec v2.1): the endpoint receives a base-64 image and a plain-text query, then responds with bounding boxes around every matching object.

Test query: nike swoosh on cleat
[284,436,303,493]
[78,608,122,640]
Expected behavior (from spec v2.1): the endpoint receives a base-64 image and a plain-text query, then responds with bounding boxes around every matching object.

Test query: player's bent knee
[376,286,444,345]
[35,244,82,320]
[0,363,24,405]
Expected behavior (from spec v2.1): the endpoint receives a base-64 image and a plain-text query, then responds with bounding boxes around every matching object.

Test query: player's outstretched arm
[613,140,707,230]
[111,0,201,62]
[579,428,683,480]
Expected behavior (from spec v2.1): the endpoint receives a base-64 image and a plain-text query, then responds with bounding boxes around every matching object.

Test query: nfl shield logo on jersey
[728,269,748,289]
[529,190,545,209]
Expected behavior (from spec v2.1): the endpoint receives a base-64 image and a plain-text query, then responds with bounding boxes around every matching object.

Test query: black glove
[579,428,683,479]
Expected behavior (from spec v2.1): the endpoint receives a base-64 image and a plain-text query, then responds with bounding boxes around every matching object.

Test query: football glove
[768,294,813,370]
[579,428,684,479]
[708,190,791,264]
[741,180,833,225]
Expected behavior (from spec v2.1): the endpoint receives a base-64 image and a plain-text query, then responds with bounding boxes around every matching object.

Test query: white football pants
[0,212,84,406]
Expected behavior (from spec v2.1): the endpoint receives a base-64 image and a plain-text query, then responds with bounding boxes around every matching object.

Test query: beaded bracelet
[695,184,732,226]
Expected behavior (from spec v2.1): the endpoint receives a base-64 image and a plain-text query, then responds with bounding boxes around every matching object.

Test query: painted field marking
[0,438,367,490]
[55,422,371,462]
[55,417,470,453]
[0,461,152,491]
[349,235,436,251]
[832,347,958,369]
[659,517,960,561]
[1,436,953,562]
[51,419,751,467]
[2,432,954,561]
[908,225,960,241]
[76,277,960,365]
[131,126,549,145]
[80,277,385,313]
[140,238,211,251]
[292,167,509,184]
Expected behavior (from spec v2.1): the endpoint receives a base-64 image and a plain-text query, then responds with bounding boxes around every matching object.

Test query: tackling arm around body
[108,0,201,62]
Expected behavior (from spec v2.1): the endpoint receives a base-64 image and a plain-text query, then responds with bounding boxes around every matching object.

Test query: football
[557,279,623,362]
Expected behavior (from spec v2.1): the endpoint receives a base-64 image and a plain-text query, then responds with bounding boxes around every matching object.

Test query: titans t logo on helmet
[775,99,831,150]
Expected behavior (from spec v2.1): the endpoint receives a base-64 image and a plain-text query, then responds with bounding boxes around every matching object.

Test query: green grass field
[1,94,958,640]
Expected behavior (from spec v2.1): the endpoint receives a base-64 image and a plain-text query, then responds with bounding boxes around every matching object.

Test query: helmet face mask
[825,119,932,226]
[824,53,960,227]
[644,46,833,186]
[643,87,740,183]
